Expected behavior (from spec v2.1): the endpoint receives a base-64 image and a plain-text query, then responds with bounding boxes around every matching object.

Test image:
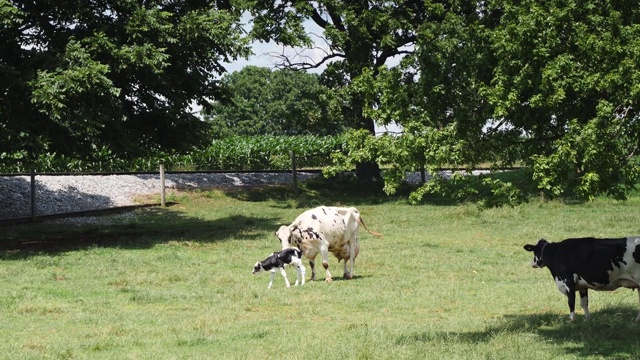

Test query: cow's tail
[359,216,382,237]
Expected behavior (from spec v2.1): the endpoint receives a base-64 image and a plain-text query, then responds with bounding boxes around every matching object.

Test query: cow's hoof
[325,278,333,283]
[344,273,353,279]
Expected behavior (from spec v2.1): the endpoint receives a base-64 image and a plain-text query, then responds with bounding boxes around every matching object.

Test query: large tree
[205,66,344,137]
[0,0,250,164]
[354,0,640,201]
[248,0,426,181]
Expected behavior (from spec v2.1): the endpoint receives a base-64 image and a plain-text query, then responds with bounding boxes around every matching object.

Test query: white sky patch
[219,15,404,135]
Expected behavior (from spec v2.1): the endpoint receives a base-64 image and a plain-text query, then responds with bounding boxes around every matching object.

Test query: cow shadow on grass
[397,306,640,358]
[0,206,282,259]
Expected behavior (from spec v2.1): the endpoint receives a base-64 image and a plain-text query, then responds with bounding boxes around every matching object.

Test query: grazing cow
[524,236,640,321]
[252,248,306,289]
[275,206,382,283]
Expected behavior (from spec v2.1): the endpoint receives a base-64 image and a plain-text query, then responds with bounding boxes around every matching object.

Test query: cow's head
[275,225,293,249]
[523,239,549,268]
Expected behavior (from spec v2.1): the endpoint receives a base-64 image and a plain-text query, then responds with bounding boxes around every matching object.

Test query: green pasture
[2,180,640,359]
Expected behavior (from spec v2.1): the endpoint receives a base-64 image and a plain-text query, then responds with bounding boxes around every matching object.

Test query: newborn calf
[252,248,306,289]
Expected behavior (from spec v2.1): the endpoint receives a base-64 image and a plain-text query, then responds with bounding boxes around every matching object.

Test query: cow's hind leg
[309,260,316,281]
[346,240,357,279]
[579,289,590,320]
[342,259,349,279]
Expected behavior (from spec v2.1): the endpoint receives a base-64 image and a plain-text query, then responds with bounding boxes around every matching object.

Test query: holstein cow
[275,206,382,283]
[252,248,306,289]
[524,236,640,321]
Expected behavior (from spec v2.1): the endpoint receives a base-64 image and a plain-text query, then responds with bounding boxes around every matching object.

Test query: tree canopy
[0,0,250,163]
[329,0,640,202]
[204,66,345,137]
[248,0,426,180]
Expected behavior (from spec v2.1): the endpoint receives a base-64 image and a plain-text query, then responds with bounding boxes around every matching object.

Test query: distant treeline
[0,135,345,174]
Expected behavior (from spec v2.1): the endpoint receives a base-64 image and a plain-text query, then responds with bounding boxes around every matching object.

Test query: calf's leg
[279,267,291,288]
[291,258,305,286]
[268,270,276,289]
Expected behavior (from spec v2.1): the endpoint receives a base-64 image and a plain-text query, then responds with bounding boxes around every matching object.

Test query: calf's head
[252,262,265,274]
[523,239,549,268]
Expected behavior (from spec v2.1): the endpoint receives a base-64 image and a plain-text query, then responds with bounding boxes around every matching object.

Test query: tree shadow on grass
[397,306,640,358]
[0,175,120,220]
[224,170,539,209]
[0,206,282,259]
[224,176,415,209]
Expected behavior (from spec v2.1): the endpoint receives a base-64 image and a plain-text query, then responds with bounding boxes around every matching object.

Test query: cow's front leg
[309,260,316,281]
[567,290,577,321]
[579,289,590,321]
[556,277,576,321]
[320,245,332,283]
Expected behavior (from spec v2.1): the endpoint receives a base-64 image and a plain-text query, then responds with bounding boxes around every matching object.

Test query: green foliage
[323,127,528,207]
[0,0,250,162]
[188,135,344,170]
[204,66,344,137]
[248,1,427,180]
[0,135,344,173]
[344,0,640,202]
[531,106,640,200]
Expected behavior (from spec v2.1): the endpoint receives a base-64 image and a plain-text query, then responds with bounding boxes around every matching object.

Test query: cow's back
[291,206,346,255]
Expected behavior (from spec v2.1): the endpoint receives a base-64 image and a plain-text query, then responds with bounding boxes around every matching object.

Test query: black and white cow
[252,248,306,289]
[524,236,640,321]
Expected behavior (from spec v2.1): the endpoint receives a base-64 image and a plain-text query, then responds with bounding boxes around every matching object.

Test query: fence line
[1,152,321,224]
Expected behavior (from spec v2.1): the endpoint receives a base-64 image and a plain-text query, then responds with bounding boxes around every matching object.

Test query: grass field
[2,179,640,359]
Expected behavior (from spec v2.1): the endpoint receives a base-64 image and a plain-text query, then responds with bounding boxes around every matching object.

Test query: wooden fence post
[290,151,298,195]
[30,170,36,222]
[160,164,166,207]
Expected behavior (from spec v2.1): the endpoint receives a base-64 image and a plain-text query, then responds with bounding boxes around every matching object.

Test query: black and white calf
[524,236,640,321]
[252,248,306,289]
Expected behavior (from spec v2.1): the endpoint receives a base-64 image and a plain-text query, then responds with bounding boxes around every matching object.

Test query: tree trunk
[354,114,382,182]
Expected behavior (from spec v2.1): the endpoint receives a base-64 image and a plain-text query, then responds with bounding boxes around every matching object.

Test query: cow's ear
[524,244,535,252]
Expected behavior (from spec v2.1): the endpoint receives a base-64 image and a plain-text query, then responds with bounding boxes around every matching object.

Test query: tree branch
[375,49,414,67]
[309,7,328,29]
[325,3,345,32]
[267,47,345,70]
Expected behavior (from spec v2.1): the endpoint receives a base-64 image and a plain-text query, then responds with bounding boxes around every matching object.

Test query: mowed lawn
[2,182,640,359]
